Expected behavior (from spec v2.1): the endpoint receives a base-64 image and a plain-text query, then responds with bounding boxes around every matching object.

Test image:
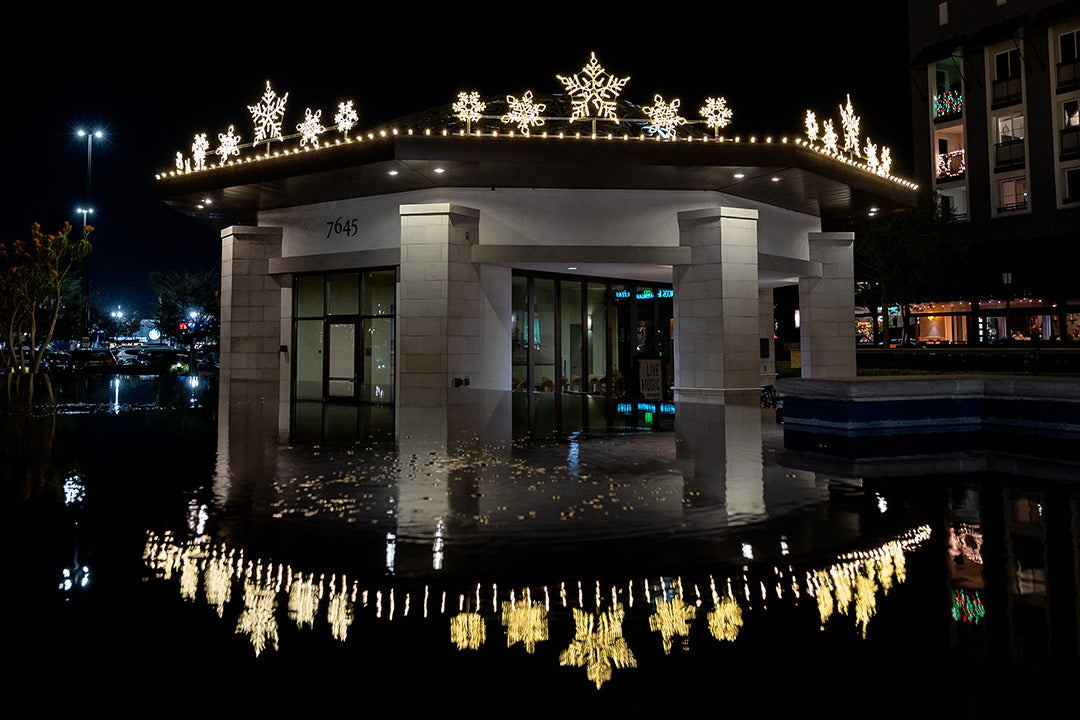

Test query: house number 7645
[325,217,359,239]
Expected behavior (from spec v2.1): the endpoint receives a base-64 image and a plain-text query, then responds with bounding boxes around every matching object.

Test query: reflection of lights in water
[63,475,85,506]
[951,588,985,624]
[450,612,486,650]
[327,577,354,641]
[112,376,120,413]
[741,543,754,560]
[186,500,208,535]
[59,565,91,592]
[780,536,790,556]
[385,532,396,573]
[649,596,696,653]
[288,574,321,629]
[560,604,636,689]
[501,598,548,653]
[204,554,232,617]
[142,525,931,663]
[707,597,743,642]
[236,578,279,656]
[948,524,984,565]
[432,518,444,570]
[567,433,580,474]
[876,493,888,513]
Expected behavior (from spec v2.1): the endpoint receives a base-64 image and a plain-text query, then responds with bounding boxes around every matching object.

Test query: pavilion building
[157,63,916,442]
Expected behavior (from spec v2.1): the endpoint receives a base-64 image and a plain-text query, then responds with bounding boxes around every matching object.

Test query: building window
[938,2,948,26]
[1059,29,1079,91]
[1063,100,1080,160]
[935,125,966,180]
[995,113,1025,170]
[1065,167,1080,204]
[993,48,1023,107]
[933,55,964,121]
[999,177,1028,212]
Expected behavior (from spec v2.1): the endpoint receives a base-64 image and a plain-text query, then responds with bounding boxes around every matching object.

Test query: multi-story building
[907,0,1078,345]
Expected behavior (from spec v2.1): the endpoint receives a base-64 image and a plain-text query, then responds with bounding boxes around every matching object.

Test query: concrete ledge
[268,248,400,276]
[775,375,1080,434]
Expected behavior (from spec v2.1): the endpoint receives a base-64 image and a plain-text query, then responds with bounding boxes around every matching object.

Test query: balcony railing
[991,77,1022,108]
[1058,60,1080,92]
[994,138,1025,170]
[936,149,966,180]
[997,199,1028,213]
[933,90,963,121]
[1062,126,1080,160]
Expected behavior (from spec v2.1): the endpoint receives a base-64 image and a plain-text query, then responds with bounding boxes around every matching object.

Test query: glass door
[327,322,357,399]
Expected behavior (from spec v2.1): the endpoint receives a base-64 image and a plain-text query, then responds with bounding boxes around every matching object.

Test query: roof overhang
[158,134,917,229]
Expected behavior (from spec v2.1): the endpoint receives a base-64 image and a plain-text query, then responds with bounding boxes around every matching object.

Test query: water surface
[6,374,1077,713]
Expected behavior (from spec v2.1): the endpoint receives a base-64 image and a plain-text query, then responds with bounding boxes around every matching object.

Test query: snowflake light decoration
[822,119,839,154]
[839,94,861,156]
[248,80,289,145]
[804,110,819,145]
[700,97,734,135]
[175,152,185,172]
[643,94,687,137]
[879,147,893,175]
[216,125,241,165]
[296,108,326,147]
[335,101,358,136]
[864,138,879,172]
[453,91,486,132]
[501,90,546,135]
[192,133,209,171]
[557,52,630,123]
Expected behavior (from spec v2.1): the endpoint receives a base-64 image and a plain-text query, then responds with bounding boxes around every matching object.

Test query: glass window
[1061,29,1079,65]
[1065,99,1080,127]
[328,272,359,315]
[560,280,584,392]
[511,275,529,391]
[1001,177,1027,208]
[998,114,1024,142]
[531,278,556,392]
[362,269,395,316]
[295,319,323,400]
[995,48,1021,80]
[296,274,324,317]
[586,283,607,394]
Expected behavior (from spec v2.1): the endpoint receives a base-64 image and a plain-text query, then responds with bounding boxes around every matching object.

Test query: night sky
[5,5,912,319]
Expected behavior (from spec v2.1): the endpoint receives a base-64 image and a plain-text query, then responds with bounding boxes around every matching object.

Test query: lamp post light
[76,128,103,343]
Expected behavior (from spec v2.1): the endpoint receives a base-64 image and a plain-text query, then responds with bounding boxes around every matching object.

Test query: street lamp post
[77,129,103,343]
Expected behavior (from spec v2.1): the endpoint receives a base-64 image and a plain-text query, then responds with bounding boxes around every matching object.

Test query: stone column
[397,203,482,409]
[220,225,284,384]
[673,207,760,404]
[799,231,856,377]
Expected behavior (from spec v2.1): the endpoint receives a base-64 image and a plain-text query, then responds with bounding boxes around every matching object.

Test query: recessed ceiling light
[771,177,780,182]
[733,173,745,179]
[433,167,445,174]
[388,169,398,176]
[567,267,577,271]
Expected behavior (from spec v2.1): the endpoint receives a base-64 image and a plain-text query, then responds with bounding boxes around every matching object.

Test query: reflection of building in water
[156,54,917,442]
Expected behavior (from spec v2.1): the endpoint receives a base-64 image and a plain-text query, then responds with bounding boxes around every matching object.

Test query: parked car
[114,346,145,365]
[70,348,118,371]
[41,350,72,373]
[135,348,189,372]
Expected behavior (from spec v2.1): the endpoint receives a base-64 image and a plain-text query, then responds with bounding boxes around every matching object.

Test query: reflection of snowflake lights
[63,475,85,505]
[876,494,888,513]
[741,543,754,560]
